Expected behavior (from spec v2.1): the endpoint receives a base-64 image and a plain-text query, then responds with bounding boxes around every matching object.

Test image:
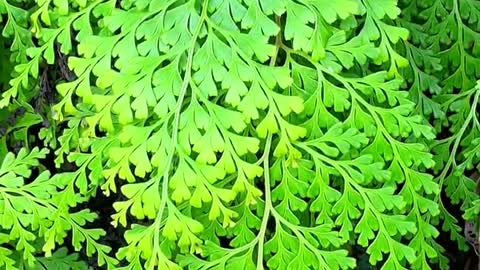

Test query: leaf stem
[256,134,272,270]
[270,15,282,67]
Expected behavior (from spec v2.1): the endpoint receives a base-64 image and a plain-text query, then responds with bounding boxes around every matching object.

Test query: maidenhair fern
[1,0,480,269]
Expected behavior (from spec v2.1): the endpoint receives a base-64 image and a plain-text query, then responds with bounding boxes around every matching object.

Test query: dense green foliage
[0,0,480,269]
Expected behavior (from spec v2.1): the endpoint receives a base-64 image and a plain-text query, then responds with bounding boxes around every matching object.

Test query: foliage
[0,0,479,269]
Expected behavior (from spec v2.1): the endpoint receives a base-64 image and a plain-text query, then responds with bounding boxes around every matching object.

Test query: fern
[49,0,438,269]
[399,0,480,265]
[0,147,110,269]
[1,0,480,269]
